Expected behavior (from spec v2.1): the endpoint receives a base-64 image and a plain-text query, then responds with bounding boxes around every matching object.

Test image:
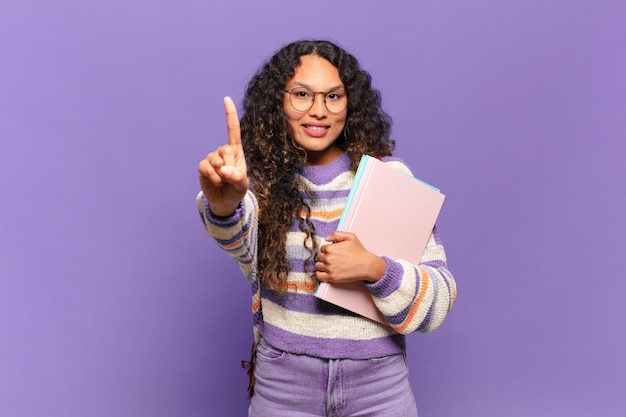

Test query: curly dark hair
[240,39,395,294]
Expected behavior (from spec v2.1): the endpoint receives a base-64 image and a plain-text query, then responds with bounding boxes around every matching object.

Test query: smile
[301,124,331,138]
[303,124,329,131]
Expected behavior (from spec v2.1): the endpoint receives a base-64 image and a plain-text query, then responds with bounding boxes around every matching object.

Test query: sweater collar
[297,152,351,185]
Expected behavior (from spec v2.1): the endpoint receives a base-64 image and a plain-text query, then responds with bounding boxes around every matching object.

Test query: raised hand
[198,96,249,217]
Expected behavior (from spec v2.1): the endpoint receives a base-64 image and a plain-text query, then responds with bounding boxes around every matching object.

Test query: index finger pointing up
[224,96,241,146]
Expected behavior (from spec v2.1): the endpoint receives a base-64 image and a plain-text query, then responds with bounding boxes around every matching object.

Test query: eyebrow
[289,81,345,91]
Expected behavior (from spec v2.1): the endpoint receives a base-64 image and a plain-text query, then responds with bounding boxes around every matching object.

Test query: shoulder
[380,156,414,177]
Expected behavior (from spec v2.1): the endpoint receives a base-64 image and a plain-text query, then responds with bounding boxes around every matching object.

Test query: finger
[315,270,335,283]
[314,260,328,273]
[217,143,236,169]
[326,231,352,243]
[315,262,328,277]
[205,150,232,183]
[199,158,226,186]
[224,96,242,147]
[219,165,246,186]
[207,150,226,174]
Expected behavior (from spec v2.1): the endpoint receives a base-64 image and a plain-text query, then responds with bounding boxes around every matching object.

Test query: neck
[304,145,343,166]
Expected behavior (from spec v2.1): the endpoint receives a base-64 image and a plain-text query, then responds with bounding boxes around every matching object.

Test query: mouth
[302,123,330,131]
[301,123,330,138]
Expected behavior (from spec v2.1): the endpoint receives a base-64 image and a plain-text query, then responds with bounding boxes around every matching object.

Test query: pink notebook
[315,155,445,325]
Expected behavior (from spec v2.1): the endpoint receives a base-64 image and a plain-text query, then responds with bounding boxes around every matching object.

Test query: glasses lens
[324,90,347,113]
[289,87,314,112]
[288,88,348,113]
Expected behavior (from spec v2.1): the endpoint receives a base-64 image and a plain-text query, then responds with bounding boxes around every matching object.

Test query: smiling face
[283,54,347,166]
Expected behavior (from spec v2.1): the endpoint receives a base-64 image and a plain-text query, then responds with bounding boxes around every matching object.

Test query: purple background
[2,1,625,416]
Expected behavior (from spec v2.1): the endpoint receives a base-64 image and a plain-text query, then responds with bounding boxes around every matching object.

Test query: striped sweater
[197,152,456,360]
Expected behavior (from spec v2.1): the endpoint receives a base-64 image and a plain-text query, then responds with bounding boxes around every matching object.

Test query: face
[283,54,347,166]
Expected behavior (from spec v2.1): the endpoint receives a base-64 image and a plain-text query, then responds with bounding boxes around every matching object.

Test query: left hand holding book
[314,231,386,284]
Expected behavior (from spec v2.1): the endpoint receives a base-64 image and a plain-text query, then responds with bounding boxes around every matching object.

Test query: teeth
[307,126,326,130]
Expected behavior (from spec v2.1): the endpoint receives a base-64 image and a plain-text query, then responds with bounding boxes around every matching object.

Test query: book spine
[314,282,327,298]
[342,158,376,231]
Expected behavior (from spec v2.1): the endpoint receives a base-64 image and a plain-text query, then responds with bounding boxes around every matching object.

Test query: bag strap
[241,341,257,399]
[241,276,261,398]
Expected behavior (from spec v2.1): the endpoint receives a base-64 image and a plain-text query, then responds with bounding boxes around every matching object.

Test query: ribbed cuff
[364,256,403,298]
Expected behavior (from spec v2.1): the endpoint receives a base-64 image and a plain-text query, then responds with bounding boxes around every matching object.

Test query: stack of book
[314,155,446,325]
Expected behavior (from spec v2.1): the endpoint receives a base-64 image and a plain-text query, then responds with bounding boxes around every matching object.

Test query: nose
[308,92,327,117]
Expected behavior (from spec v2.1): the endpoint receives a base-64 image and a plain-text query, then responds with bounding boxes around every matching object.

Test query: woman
[197,39,456,416]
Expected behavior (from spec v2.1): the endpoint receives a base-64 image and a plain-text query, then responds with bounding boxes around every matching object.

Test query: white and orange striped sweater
[197,152,456,360]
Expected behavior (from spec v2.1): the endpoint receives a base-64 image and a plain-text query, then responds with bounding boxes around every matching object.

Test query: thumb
[219,165,249,193]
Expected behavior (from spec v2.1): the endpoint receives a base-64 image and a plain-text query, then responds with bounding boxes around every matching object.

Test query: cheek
[335,116,347,130]
[283,99,298,121]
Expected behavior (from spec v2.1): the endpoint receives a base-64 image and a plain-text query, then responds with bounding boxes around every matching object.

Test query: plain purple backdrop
[2,1,625,416]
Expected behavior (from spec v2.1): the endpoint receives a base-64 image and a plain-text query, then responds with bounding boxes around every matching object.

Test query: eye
[293,88,313,99]
[326,91,345,101]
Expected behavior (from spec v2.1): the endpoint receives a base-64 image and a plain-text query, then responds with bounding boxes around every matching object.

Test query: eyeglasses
[283,87,348,114]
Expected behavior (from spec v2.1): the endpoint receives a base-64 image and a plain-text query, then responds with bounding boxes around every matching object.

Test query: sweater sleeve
[196,191,259,283]
[365,227,456,334]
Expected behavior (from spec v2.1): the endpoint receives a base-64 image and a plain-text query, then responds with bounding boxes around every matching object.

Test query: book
[314,155,446,325]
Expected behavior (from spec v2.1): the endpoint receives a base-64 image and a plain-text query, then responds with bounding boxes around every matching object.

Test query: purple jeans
[248,338,419,417]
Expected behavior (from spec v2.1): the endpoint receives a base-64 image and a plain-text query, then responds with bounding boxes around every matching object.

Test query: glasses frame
[283,87,348,114]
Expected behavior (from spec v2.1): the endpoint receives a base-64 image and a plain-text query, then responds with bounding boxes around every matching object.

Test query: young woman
[197,40,456,417]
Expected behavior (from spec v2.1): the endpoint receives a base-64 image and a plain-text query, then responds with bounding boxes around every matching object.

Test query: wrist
[209,206,238,218]
[364,254,386,283]
[204,194,241,218]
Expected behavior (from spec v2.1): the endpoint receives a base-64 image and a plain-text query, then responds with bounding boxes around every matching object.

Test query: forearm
[365,228,456,334]
[196,191,259,280]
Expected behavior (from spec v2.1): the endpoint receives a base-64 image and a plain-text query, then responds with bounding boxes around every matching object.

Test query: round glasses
[283,87,348,114]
